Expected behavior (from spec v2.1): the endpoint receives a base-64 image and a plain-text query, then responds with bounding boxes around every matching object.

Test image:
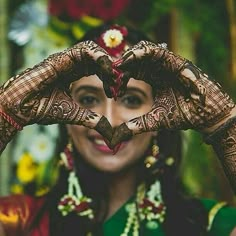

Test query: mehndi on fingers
[204,117,236,193]
[0,41,115,153]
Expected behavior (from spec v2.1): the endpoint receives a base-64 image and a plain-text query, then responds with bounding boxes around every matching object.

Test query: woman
[0,24,236,236]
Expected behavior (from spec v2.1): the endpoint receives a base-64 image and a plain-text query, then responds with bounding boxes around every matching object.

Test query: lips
[89,135,127,154]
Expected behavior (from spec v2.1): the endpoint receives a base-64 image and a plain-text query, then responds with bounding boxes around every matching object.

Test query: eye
[78,95,99,108]
[120,94,143,109]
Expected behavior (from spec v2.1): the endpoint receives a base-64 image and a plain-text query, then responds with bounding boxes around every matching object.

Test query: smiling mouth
[89,136,127,154]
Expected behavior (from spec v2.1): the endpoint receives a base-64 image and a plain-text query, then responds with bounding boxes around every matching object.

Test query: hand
[110,40,235,147]
[0,41,115,147]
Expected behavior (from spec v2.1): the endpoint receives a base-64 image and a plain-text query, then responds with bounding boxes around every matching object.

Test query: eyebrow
[73,85,148,98]
[73,85,102,95]
[124,86,148,98]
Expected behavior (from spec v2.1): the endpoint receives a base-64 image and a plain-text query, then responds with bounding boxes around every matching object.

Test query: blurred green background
[0,0,235,205]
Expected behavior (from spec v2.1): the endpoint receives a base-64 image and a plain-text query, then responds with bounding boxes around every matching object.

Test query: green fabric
[201,199,236,236]
[103,198,236,236]
[103,197,164,236]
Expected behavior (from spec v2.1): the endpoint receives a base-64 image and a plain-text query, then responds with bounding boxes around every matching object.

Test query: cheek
[129,132,153,159]
[66,125,87,148]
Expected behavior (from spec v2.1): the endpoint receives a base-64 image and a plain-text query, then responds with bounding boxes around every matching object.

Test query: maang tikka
[58,141,94,219]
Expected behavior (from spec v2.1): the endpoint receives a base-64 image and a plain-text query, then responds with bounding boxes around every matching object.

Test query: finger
[36,89,113,141]
[10,42,113,98]
[94,116,113,142]
[110,123,133,149]
[116,71,131,97]
[110,111,160,148]
[180,66,207,105]
[99,67,118,99]
[116,49,139,72]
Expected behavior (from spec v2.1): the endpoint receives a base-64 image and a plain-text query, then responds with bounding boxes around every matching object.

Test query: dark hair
[29,23,208,236]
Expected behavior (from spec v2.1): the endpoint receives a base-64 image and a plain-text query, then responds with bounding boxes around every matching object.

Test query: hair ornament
[97,24,128,57]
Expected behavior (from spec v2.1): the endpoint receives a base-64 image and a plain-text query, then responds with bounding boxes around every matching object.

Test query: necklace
[121,180,166,236]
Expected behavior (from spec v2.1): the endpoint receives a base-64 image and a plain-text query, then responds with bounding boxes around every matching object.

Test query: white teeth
[94,138,106,145]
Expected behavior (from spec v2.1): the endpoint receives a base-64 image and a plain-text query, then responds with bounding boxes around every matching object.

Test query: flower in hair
[103,29,123,48]
[97,25,128,57]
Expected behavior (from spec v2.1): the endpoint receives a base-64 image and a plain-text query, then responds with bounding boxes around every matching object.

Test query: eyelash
[120,95,143,108]
[78,95,99,108]
[77,94,144,109]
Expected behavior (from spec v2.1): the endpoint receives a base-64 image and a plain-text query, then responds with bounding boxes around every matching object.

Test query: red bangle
[0,110,23,131]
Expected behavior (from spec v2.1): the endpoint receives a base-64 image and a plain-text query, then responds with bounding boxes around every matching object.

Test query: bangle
[204,116,236,145]
[0,110,23,131]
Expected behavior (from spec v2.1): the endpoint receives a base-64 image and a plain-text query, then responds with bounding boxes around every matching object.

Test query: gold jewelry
[144,137,159,169]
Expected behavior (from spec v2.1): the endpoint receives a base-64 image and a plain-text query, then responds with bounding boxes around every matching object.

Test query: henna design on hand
[94,116,113,142]
[115,40,235,134]
[0,41,115,152]
[0,115,18,152]
[112,40,236,192]
[206,121,236,193]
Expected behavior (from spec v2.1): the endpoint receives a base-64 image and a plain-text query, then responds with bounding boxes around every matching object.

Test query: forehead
[71,75,152,93]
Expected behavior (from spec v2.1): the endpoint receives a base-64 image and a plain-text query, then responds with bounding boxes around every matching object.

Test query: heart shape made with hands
[72,40,234,155]
[93,58,134,154]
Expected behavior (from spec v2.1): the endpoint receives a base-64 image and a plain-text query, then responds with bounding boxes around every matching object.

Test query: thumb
[110,110,163,149]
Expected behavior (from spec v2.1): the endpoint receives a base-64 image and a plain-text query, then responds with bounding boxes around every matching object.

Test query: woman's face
[67,75,154,173]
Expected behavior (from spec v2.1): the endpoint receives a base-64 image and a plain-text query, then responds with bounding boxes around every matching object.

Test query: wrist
[204,115,236,145]
[204,118,236,193]
[0,108,22,153]
[202,106,236,134]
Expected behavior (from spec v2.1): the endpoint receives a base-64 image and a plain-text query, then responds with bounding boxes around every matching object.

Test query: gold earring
[144,137,159,169]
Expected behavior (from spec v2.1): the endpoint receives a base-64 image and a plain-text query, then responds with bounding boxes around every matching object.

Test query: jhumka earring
[58,141,94,219]
[144,137,159,169]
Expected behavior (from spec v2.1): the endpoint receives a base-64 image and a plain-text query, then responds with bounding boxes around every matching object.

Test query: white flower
[103,29,123,48]
[45,124,59,139]
[12,125,39,162]
[147,180,162,201]
[28,133,56,163]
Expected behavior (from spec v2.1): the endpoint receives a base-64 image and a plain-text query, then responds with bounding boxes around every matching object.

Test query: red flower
[139,198,155,208]
[48,0,130,21]
[152,203,164,214]
[59,196,75,206]
[64,147,74,170]
[75,201,90,212]
[139,199,164,214]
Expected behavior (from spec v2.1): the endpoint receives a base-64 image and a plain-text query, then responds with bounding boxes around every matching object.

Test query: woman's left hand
[110,40,236,145]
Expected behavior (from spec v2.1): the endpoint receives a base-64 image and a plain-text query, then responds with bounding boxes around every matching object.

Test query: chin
[94,160,125,173]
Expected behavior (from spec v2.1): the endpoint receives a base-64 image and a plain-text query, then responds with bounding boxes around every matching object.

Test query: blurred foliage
[122,0,235,96]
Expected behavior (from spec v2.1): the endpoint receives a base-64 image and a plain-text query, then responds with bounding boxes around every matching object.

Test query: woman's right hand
[0,41,114,151]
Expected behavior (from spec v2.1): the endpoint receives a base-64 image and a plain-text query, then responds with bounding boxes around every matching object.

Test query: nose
[103,99,123,127]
